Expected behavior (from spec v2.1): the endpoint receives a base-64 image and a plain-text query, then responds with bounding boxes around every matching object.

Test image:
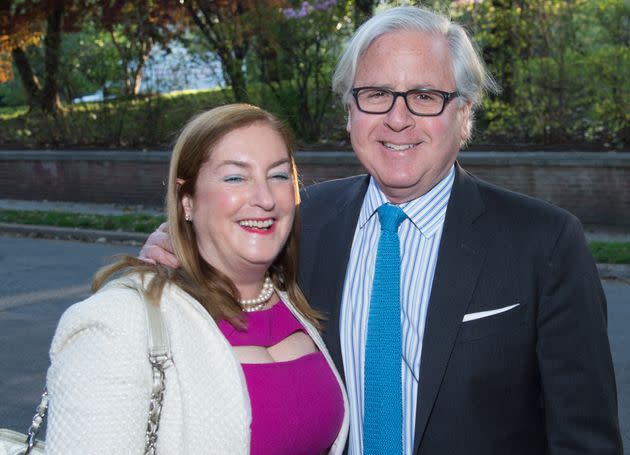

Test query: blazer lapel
[413,164,489,453]
[307,176,369,378]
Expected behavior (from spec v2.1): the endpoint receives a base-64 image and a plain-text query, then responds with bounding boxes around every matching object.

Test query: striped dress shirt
[340,165,455,455]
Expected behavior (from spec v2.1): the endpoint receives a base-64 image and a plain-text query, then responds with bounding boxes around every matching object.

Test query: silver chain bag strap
[144,289,171,455]
[0,292,172,455]
[0,390,47,455]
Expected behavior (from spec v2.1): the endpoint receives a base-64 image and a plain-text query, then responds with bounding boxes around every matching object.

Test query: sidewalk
[0,198,163,217]
[1,198,629,280]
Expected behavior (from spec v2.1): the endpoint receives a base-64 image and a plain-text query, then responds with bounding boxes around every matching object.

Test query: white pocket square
[462,304,520,322]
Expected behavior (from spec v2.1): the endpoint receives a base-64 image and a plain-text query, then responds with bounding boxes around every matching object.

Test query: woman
[45,104,349,454]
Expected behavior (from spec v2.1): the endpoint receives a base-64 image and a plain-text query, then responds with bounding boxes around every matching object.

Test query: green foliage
[474,99,522,142]
[250,0,353,143]
[95,0,184,97]
[0,0,627,149]
[0,209,165,233]
[1,26,123,106]
[0,88,226,148]
[457,0,629,149]
[589,242,630,265]
[58,27,123,101]
[0,77,28,106]
[0,105,28,119]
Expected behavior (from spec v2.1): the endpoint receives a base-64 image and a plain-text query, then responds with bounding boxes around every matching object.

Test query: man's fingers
[152,246,179,268]
[139,230,163,261]
[139,244,179,268]
[139,224,179,268]
[153,231,174,253]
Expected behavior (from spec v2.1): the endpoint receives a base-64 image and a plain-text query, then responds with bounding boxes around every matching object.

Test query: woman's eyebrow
[269,158,291,168]
[217,159,248,168]
[217,158,290,169]
[217,158,291,169]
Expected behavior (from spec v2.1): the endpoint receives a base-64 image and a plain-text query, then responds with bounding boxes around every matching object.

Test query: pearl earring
[185,214,192,222]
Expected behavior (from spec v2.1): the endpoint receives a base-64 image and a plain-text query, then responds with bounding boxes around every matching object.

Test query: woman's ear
[181,194,194,220]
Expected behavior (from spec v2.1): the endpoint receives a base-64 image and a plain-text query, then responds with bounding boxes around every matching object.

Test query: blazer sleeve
[536,214,623,454]
[45,286,152,455]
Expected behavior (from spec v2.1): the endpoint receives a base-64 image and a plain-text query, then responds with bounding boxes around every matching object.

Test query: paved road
[1,235,629,452]
[0,235,139,437]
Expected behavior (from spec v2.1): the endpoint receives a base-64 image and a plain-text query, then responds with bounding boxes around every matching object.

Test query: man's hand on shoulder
[139,222,179,268]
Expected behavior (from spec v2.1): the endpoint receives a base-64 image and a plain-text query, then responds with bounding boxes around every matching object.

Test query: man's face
[347,30,471,203]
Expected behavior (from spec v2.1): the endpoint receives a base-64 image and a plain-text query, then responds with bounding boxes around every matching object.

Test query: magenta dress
[218,301,344,455]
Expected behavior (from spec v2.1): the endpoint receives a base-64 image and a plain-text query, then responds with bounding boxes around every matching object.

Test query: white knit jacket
[45,275,349,454]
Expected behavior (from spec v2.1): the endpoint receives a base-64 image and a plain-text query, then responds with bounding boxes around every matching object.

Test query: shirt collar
[358,165,455,236]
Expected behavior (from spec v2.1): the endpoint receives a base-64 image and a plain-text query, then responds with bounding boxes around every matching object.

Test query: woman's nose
[250,179,275,210]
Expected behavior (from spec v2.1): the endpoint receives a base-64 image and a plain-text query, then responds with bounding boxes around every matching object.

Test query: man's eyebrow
[413,83,440,90]
[360,83,439,90]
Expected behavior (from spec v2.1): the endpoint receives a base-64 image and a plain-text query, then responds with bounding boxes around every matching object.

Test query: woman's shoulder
[52,275,151,349]
[66,273,146,313]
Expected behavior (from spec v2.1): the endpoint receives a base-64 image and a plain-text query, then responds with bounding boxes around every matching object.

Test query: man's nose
[384,95,415,131]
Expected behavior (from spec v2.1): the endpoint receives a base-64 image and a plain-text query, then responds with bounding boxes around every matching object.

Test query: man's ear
[346,107,352,133]
[460,101,472,143]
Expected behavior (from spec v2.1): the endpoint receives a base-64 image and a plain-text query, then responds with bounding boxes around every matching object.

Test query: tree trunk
[228,61,248,102]
[11,47,41,108]
[131,54,149,96]
[40,0,64,113]
[107,29,133,96]
[218,47,248,102]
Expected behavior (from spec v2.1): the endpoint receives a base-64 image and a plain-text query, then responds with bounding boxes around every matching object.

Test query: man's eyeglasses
[351,87,460,116]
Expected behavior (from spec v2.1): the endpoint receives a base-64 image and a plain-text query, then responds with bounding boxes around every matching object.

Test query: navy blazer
[297,163,622,454]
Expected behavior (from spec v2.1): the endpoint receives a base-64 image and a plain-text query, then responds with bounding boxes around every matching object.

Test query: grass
[0,209,165,234]
[0,105,28,120]
[0,209,629,264]
[588,242,630,265]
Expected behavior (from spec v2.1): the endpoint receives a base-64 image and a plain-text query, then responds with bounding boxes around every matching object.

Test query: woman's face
[182,122,296,283]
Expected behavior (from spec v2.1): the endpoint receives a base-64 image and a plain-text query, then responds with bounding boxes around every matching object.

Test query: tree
[453,0,628,149]
[0,0,87,113]
[57,26,122,102]
[182,0,282,102]
[97,0,185,97]
[253,0,352,142]
[0,1,42,86]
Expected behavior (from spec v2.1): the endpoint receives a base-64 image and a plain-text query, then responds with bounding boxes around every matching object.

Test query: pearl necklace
[239,276,274,312]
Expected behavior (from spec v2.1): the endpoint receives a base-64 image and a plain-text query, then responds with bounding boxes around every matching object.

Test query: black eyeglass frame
[351,86,461,117]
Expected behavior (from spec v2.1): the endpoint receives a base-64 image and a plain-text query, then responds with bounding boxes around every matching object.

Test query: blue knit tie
[363,203,406,455]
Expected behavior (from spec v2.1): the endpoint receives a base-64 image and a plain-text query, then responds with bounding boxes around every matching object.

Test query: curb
[596,263,630,282]
[1,223,630,281]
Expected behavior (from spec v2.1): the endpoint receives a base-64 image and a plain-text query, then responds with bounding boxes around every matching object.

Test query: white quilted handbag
[0,293,170,455]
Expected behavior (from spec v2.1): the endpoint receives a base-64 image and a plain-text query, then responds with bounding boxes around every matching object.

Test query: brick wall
[457,152,630,227]
[1,150,629,226]
[0,151,169,207]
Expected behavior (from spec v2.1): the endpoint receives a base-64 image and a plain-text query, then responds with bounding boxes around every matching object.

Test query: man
[142,6,622,454]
